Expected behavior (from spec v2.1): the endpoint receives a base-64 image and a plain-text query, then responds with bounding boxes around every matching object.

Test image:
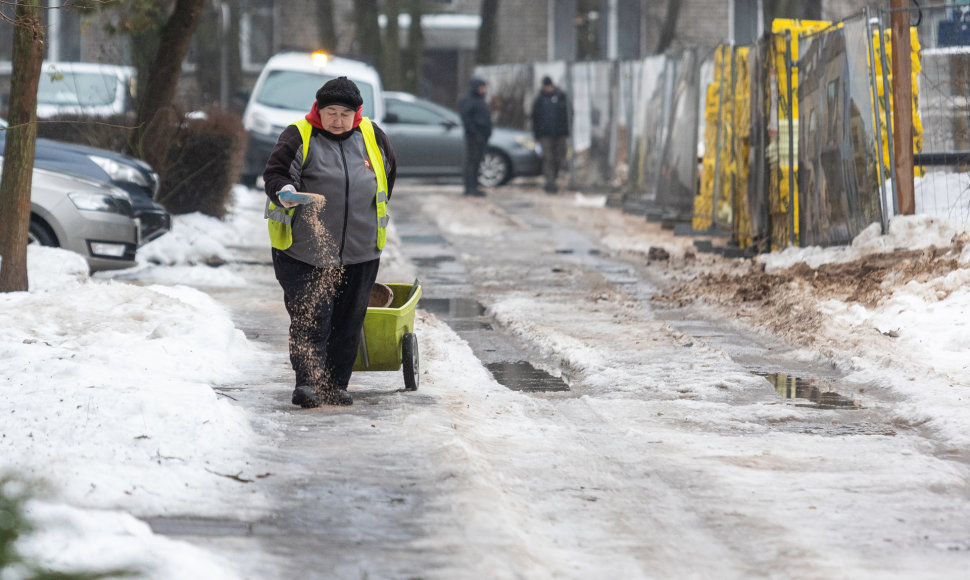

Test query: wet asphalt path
[140,181,969,579]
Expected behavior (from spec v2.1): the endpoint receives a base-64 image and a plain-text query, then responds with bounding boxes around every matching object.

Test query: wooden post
[890,0,915,215]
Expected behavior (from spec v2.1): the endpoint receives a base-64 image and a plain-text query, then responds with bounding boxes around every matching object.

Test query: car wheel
[28,217,58,247]
[478,149,511,188]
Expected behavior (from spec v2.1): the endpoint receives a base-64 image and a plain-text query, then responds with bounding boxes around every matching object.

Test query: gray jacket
[264,123,396,268]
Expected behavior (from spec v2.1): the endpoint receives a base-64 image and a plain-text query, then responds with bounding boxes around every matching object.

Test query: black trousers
[464,135,487,193]
[540,136,567,191]
[273,250,380,390]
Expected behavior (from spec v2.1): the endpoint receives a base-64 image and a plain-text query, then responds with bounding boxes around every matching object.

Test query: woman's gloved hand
[277,184,315,208]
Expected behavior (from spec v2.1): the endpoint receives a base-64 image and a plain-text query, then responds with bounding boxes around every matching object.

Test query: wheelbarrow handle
[405,278,421,302]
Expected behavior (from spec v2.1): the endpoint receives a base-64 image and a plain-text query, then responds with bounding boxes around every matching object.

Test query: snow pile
[758,214,964,273]
[105,186,268,287]
[1,187,276,578]
[2,245,271,512]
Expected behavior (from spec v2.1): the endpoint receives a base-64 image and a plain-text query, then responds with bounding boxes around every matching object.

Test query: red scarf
[305,101,363,129]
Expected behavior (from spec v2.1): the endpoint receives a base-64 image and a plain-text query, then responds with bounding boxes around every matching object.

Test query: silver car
[14,163,140,271]
[382,91,542,187]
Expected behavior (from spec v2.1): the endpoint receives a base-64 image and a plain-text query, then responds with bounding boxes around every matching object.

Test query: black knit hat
[316,76,363,111]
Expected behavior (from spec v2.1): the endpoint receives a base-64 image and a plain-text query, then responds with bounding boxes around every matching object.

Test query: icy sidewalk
[5,183,970,578]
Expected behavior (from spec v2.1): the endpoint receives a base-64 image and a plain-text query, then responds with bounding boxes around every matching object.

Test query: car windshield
[36,70,120,107]
[255,70,376,118]
[387,98,460,125]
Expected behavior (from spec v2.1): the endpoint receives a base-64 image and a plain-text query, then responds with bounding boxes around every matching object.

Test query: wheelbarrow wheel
[402,332,419,391]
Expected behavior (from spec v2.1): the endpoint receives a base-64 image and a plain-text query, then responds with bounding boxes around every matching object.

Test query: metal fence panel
[747,36,772,251]
[731,46,754,248]
[655,48,701,224]
[624,54,668,215]
[797,18,884,247]
[569,61,619,189]
[476,63,533,131]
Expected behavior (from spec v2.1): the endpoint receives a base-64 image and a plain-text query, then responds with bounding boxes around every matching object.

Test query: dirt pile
[654,235,969,346]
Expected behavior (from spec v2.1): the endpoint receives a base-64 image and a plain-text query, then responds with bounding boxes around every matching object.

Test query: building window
[240,0,273,71]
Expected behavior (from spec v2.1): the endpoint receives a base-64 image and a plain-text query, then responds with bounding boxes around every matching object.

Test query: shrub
[35,114,136,152]
[154,108,247,218]
[33,108,247,219]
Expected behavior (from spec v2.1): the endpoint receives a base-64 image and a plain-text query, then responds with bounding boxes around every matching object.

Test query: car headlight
[515,135,537,150]
[245,112,274,136]
[88,155,150,187]
[68,191,131,215]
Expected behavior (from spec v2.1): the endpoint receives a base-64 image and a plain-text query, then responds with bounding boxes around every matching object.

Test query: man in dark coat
[458,77,492,197]
[531,76,570,193]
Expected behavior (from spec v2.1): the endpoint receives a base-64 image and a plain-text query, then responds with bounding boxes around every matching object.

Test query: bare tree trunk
[132,0,205,170]
[355,0,383,70]
[193,2,221,106]
[0,0,45,293]
[384,0,402,90]
[476,0,499,65]
[316,0,337,52]
[226,0,243,112]
[656,0,682,54]
[127,4,167,114]
[405,0,424,94]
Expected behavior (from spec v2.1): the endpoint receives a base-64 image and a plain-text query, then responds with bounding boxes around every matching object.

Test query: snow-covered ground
[3,183,970,578]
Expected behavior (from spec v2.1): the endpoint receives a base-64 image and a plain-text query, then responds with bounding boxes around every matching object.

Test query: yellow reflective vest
[266,117,389,252]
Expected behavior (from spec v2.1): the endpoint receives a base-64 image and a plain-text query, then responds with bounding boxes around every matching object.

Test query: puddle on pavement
[757,372,860,409]
[421,297,568,392]
[446,319,494,331]
[486,361,570,392]
[420,297,485,318]
[144,516,265,537]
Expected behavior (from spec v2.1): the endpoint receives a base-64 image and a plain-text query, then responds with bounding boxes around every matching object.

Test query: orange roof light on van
[311,51,329,67]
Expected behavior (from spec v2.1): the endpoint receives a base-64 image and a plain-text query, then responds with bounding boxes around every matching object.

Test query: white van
[241,51,385,186]
[35,62,136,119]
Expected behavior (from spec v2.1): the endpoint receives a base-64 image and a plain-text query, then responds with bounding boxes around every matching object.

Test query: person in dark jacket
[263,76,397,408]
[531,76,570,193]
[458,77,492,197]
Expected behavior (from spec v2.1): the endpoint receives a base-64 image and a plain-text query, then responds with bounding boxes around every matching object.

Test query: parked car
[0,118,171,244]
[241,51,385,186]
[382,91,541,187]
[34,62,136,119]
[13,162,140,271]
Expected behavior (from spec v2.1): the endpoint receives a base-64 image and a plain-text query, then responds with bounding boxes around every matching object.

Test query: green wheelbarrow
[353,280,422,391]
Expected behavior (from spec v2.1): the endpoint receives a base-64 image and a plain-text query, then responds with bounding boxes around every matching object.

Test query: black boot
[319,388,353,406]
[292,385,322,408]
